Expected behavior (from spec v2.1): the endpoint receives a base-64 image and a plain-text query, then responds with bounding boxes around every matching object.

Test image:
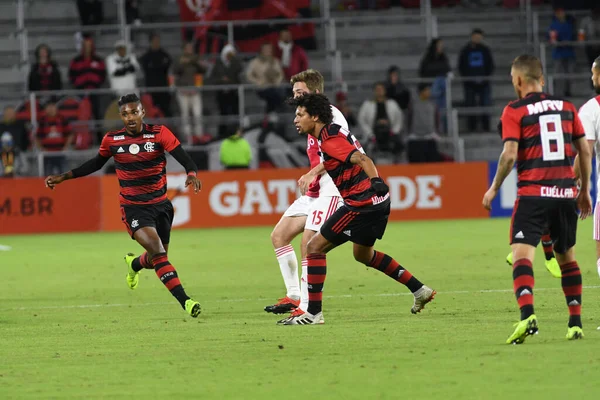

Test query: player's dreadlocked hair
[118,93,141,107]
[291,93,334,125]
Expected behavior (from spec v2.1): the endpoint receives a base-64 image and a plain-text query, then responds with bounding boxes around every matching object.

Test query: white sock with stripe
[275,245,300,299]
[300,259,308,311]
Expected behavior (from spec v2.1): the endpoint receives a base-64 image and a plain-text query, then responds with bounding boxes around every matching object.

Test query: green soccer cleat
[566,326,584,340]
[506,314,538,344]
[124,253,139,290]
[506,252,513,266]
[544,257,562,279]
[185,299,201,318]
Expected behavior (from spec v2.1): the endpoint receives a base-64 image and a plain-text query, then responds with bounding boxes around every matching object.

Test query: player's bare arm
[482,141,518,210]
[572,136,593,219]
[298,163,325,194]
[349,151,389,195]
[45,153,110,190]
[169,145,201,194]
[572,139,595,181]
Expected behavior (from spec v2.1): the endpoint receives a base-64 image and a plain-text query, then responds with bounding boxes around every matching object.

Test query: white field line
[4,286,600,311]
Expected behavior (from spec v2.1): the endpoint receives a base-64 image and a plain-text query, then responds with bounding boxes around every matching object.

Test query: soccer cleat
[281,310,324,325]
[185,299,201,318]
[506,314,538,344]
[124,253,139,290]
[566,326,584,340]
[264,296,300,314]
[411,285,436,314]
[544,257,562,279]
[276,307,306,325]
[506,252,513,266]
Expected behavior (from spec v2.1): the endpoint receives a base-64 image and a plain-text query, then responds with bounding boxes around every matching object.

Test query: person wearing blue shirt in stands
[548,7,577,97]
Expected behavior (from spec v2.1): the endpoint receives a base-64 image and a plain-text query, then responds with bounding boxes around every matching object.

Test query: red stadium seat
[141,93,165,119]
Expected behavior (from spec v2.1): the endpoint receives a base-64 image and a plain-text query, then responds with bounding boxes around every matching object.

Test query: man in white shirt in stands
[264,69,347,322]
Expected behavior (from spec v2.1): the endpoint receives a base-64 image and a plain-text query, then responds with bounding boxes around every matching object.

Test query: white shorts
[594,202,600,241]
[305,196,344,232]
[282,195,315,218]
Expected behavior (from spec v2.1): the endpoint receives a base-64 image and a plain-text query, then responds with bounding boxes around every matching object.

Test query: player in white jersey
[576,56,600,278]
[265,69,346,318]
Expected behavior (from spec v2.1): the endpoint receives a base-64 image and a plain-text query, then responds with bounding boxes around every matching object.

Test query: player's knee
[270,228,285,248]
[353,248,372,265]
[306,237,325,256]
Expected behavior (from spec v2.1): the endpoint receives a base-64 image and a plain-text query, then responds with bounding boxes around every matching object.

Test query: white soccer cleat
[281,311,325,325]
[411,285,436,314]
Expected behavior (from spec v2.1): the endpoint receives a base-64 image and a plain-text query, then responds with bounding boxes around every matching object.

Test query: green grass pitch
[2,218,600,399]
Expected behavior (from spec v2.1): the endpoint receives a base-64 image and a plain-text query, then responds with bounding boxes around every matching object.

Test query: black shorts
[321,200,390,247]
[120,201,174,244]
[510,196,577,254]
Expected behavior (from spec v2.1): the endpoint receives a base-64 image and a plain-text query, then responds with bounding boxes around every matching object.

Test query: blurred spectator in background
[385,65,411,112]
[140,32,172,117]
[69,35,106,137]
[174,42,207,143]
[335,91,357,128]
[76,0,103,26]
[106,40,140,97]
[458,28,494,132]
[0,106,29,153]
[209,44,243,138]
[419,39,451,81]
[28,44,63,104]
[358,82,404,157]
[407,84,443,163]
[246,43,285,114]
[220,127,252,170]
[578,6,600,71]
[36,101,73,175]
[419,38,451,130]
[549,7,576,96]
[126,0,141,25]
[274,29,309,82]
[0,132,16,178]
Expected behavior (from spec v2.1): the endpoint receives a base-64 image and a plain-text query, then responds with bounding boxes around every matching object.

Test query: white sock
[275,245,300,299]
[300,259,308,311]
[597,258,600,278]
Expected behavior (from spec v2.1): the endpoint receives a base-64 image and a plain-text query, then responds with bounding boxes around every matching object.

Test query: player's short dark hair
[292,93,334,125]
[512,54,543,82]
[290,69,325,93]
[373,81,386,89]
[118,93,141,107]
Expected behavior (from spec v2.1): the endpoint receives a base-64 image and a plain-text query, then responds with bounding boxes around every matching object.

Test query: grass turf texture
[1,218,600,399]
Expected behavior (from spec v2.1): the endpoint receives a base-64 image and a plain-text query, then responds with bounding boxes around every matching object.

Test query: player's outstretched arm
[169,144,202,193]
[482,141,518,210]
[45,154,110,190]
[349,151,389,196]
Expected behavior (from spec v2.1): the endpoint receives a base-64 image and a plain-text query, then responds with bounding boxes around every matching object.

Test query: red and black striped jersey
[99,124,180,206]
[37,115,71,151]
[319,124,383,208]
[499,92,585,198]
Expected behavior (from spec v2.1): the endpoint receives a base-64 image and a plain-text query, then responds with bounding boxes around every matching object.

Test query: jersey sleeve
[578,99,599,141]
[306,137,321,168]
[321,134,357,163]
[98,134,112,158]
[572,111,586,140]
[160,125,181,152]
[499,105,521,142]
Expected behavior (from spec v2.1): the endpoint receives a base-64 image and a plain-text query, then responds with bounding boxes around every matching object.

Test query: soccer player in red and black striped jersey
[483,55,593,343]
[280,93,435,325]
[44,94,203,318]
